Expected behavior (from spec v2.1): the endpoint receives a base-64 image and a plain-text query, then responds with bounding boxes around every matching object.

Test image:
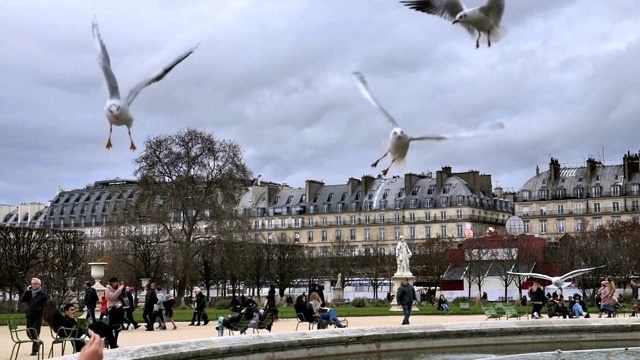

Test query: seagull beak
[452,20,459,25]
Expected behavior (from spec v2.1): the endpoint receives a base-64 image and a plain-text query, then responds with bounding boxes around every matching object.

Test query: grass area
[0,303,603,326]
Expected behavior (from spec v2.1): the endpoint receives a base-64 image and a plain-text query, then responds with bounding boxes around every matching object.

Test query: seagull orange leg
[371,150,389,168]
[128,127,137,151]
[476,32,481,49]
[381,158,396,176]
[106,125,113,149]
[488,31,491,47]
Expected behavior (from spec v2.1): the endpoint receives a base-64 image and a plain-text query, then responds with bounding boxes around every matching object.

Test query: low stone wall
[54,319,640,360]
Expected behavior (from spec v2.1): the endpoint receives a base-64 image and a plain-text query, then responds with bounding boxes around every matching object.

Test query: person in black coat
[84,281,99,324]
[143,282,157,331]
[318,282,326,307]
[190,287,207,326]
[267,285,276,308]
[20,277,49,356]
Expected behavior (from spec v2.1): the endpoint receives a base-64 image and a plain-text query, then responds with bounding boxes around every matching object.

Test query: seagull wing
[92,17,120,100]
[400,0,465,22]
[558,265,606,281]
[507,272,554,282]
[412,121,504,141]
[352,72,399,128]
[479,0,505,25]
[124,45,198,107]
[400,0,475,36]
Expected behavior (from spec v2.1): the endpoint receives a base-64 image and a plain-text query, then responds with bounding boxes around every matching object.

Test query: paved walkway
[2,314,488,359]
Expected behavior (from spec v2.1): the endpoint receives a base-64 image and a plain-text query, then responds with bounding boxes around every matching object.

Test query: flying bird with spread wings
[352,71,504,176]
[400,0,506,49]
[508,265,606,289]
[92,17,198,150]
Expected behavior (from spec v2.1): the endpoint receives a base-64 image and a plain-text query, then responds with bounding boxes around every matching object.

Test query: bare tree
[132,128,251,299]
[269,237,304,298]
[0,226,53,295]
[412,237,456,290]
[327,237,354,289]
[40,230,87,305]
[243,238,271,300]
[357,238,392,300]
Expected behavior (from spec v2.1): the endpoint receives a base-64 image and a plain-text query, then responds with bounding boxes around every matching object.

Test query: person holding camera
[20,277,49,356]
[105,277,125,327]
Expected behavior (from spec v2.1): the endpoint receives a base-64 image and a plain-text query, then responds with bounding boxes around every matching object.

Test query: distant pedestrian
[99,295,107,321]
[19,277,48,356]
[267,285,276,308]
[84,280,99,323]
[163,292,177,330]
[396,277,417,325]
[143,282,157,331]
[190,287,206,326]
[123,287,140,330]
[154,285,166,330]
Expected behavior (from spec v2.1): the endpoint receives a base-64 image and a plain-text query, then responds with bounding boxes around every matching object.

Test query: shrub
[369,299,388,307]
[453,297,469,304]
[214,298,232,310]
[351,297,366,307]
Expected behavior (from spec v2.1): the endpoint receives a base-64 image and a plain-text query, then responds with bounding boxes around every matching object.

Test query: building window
[611,186,620,197]
[253,220,261,229]
[294,218,302,227]
[612,202,620,212]
[321,217,328,226]
[336,216,343,225]
[556,188,565,198]
[280,219,287,228]
[440,211,447,220]
[593,203,601,213]
[633,201,639,211]
[308,218,314,227]
[280,233,287,242]
[379,228,386,240]
[323,204,330,213]
[557,204,564,215]
[350,229,356,240]
[539,220,547,234]
[294,232,300,242]
[523,220,530,233]
[335,230,342,240]
[267,233,273,243]
[575,203,583,214]
[321,230,328,242]
[522,206,529,216]
[441,197,449,207]
[350,215,356,224]
[409,213,416,222]
[456,224,463,237]
[521,190,530,201]
[267,220,274,229]
[456,210,463,219]
[365,201,372,211]
[394,227,401,240]
[409,199,418,208]
[425,226,431,238]
[365,228,371,240]
[594,217,602,230]
[379,214,385,223]
[307,231,314,242]
[538,190,548,200]
[540,206,547,215]
[394,213,401,222]
[574,188,584,198]
[425,212,431,221]
[592,186,602,197]
[425,198,433,207]
[557,219,565,233]
[440,225,447,237]
[612,216,621,224]
[411,186,421,196]
[457,196,464,206]
[632,184,640,196]
[409,227,416,239]
[575,218,583,231]
[365,215,371,224]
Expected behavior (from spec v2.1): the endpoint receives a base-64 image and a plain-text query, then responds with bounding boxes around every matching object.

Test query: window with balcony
[365,228,371,240]
[612,202,620,212]
[336,216,343,225]
[524,220,530,233]
[556,188,565,198]
[294,218,302,227]
[521,190,530,201]
[425,226,431,238]
[321,217,328,226]
[539,220,547,234]
[350,229,356,240]
[335,229,342,240]
[575,203,583,214]
[456,224,463,237]
[321,230,328,242]
[409,213,416,222]
[425,212,431,221]
[280,219,287,228]
[394,213,401,222]
[409,227,416,239]
[633,200,639,211]
[379,214,385,223]
[538,190,548,200]
[440,211,447,220]
[365,215,371,224]
[557,219,565,233]
[557,204,564,215]
[440,225,447,237]
[441,197,449,207]
[379,228,386,240]
[593,203,601,213]
[631,184,640,196]
[456,210,463,219]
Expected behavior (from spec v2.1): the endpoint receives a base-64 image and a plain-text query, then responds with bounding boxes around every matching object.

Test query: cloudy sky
[1,0,639,206]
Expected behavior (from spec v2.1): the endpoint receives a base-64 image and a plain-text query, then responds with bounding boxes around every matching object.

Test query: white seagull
[508,265,606,289]
[400,0,506,49]
[92,17,198,150]
[352,71,504,176]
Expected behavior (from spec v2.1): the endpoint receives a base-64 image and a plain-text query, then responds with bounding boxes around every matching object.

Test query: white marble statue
[336,273,342,288]
[396,236,412,274]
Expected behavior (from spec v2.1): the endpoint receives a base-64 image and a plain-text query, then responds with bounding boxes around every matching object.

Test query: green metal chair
[48,324,80,358]
[8,319,44,360]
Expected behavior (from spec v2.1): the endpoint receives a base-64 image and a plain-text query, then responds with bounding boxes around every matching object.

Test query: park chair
[8,319,44,360]
[250,313,276,334]
[49,321,84,358]
[459,302,470,311]
[228,316,251,336]
[504,305,527,320]
[295,313,323,331]
[483,307,503,321]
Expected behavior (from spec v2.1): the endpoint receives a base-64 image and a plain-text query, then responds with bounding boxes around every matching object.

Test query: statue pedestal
[333,286,344,303]
[389,273,419,312]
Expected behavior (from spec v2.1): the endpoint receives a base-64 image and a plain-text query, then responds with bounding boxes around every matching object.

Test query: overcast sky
[1,0,639,206]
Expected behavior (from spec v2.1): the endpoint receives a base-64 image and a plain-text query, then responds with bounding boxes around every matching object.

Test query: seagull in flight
[508,265,605,289]
[92,17,198,150]
[400,0,506,49]
[352,71,504,176]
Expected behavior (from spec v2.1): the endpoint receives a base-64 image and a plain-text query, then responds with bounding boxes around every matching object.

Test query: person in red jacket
[99,295,108,321]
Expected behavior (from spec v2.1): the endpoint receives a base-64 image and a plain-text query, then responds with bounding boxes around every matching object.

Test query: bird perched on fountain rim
[351,71,505,176]
[508,265,606,289]
[400,0,506,49]
[92,16,198,150]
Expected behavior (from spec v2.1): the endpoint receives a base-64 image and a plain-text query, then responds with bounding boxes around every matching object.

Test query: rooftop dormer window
[327,193,334,202]
[355,191,361,201]
[285,195,293,205]
[411,186,421,196]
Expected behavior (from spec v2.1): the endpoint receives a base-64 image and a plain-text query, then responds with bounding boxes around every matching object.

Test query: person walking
[123,287,140,330]
[396,277,417,325]
[19,277,48,356]
[143,282,157,331]
[84,280,99,323]
[189,287,206,326]
[528,280,545,319]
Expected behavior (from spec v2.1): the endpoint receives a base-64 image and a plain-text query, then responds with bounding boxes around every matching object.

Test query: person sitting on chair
[437,294,451,315]
[569,294,590,318]
[294,294,326,329]
[216,305,255,332]
[309,292,346,328]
